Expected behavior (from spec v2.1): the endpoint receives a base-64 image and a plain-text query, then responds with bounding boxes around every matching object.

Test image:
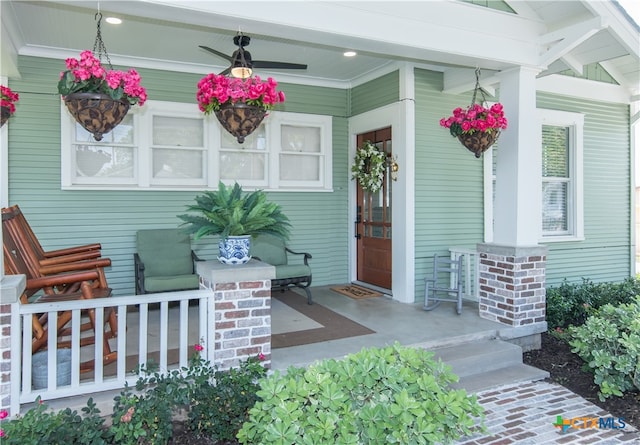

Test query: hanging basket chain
[92,12,113,70]
[470,67,487,107]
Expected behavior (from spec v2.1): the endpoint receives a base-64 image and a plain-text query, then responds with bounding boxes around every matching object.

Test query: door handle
[354,216,361,239]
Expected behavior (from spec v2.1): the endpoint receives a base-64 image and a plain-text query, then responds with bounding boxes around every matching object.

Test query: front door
[355,127,392,290]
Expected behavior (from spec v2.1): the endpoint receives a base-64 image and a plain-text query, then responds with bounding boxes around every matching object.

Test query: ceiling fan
[199,33,308,78]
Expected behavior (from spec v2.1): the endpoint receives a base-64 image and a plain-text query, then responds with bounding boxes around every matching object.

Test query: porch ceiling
[1,0,638,97]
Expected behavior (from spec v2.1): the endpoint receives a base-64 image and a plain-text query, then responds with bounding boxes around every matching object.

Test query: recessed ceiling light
[105,17,122,25]
[343,51,357,57]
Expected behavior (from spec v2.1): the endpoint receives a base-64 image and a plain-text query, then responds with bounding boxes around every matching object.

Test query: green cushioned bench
[251,234,313,304]
[134,228,201,294]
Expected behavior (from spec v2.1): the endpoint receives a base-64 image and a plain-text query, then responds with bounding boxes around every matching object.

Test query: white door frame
[347,66,415,303]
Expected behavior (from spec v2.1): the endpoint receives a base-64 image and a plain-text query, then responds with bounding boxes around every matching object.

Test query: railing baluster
[71,309,81,387]
[139,303,149,370]
[116,305,127,380]
[179,299,188,367]
[159,301,168,370]
[14,289,213,411]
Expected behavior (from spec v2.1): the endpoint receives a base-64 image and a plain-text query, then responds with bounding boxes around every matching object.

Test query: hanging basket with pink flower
[57,13,147,141]
[196,73,285,143]
[440,69,508,158]
[1,85,20,127]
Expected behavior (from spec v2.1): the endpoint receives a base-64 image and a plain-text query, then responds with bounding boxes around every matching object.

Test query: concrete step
[429,339,549,393]
[452,364,549,393]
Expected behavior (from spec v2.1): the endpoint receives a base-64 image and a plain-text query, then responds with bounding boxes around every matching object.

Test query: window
[539,109,584,241]
[62,101,332,191]
[483,109,584,242]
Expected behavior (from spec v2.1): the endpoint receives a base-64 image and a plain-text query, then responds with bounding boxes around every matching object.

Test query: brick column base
[197,260,274,370]
[477,244,548,327]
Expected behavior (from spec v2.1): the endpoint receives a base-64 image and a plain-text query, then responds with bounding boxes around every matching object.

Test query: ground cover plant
[545,277,640,329]
[524,278,640,430]
[238,343,485,444]
[0,348,266,445]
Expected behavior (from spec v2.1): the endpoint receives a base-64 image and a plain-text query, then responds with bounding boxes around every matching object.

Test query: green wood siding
[413,68,486,300]
[7,56,350,295]
[350,71,399,116]
[538,93,631,286]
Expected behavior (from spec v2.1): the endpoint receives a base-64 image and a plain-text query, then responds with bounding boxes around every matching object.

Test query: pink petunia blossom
[194,343,204,352]
[0,409,8,419]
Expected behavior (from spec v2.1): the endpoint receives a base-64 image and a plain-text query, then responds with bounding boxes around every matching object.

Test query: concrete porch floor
[273,285,507,370]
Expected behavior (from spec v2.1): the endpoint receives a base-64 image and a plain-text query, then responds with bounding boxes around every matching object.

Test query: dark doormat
[330,284,382,299]
[272,291,375,349]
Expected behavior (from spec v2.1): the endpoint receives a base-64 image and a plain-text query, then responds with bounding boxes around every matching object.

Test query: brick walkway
[454,381,640,444]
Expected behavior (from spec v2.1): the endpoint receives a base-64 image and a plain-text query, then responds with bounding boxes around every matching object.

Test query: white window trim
[61,100,333,192]
[539,108,584,242]
[483,108,584,243]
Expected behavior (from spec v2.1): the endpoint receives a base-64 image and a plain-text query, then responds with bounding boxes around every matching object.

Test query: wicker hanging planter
[0,106,10,128]
[457,130,500,158]
[214,102,267,144]
[64,93,130,141]
[439,68,508,158]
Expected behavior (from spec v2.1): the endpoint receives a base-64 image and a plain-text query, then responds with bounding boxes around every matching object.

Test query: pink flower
[440,102,508,137]
[258,353,265,361]
[120,406,135,423]
[196,73,285,114]
[194,343,204,352]
[0,409,7,419]
[58,50,146,106]
[0,428,4,437]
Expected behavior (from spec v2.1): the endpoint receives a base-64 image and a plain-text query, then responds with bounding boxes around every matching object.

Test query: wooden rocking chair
[3,211,118,371]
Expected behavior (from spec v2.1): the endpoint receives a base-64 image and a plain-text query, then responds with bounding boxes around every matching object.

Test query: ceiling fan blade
[199,45,233,62]
[252,61,308,70]
[219,67,231,76]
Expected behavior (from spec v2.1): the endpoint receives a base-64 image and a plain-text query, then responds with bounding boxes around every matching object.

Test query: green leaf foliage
[178,182,291,241]
[568,296,640,401]
[546,277,640,329]
[237,343,485,444]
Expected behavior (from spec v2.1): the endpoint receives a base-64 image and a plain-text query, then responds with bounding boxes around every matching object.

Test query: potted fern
[178,182,291,265]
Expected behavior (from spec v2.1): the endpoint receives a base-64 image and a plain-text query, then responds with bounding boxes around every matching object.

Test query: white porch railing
[449,247,480,301]
[11,288,214,416]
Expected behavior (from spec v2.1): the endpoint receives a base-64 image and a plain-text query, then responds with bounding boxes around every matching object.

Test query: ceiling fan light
[231,66,253,79]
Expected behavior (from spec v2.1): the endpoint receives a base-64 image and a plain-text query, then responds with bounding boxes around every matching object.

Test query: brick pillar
[477,244,548,327]
[0,274,26,416]
[197,260,274,370]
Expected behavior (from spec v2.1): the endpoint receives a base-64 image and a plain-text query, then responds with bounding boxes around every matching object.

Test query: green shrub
[0,397,107,445]
[0,349,266,444]
[186,355,266,442]
[237,343,484,445]
[546,277,640,329]
[568,296,640,401]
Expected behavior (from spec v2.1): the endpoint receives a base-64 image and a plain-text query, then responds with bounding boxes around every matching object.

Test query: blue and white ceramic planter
[218,235,251,265]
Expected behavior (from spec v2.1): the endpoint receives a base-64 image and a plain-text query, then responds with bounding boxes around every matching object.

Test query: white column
[493,67,542,246]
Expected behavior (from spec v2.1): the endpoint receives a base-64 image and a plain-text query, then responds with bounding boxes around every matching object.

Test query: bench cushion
[251,234,287,266]
[274,264,311,281]
[144,274,200,293]
[137,229,193,276]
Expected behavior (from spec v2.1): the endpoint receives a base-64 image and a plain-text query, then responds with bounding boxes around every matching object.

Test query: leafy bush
[0,397,106,445]
[546,277,640,329]
[568,297,640,401]
[0,349,266,444]
[238,343,484,444]
[186,355,266,442]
